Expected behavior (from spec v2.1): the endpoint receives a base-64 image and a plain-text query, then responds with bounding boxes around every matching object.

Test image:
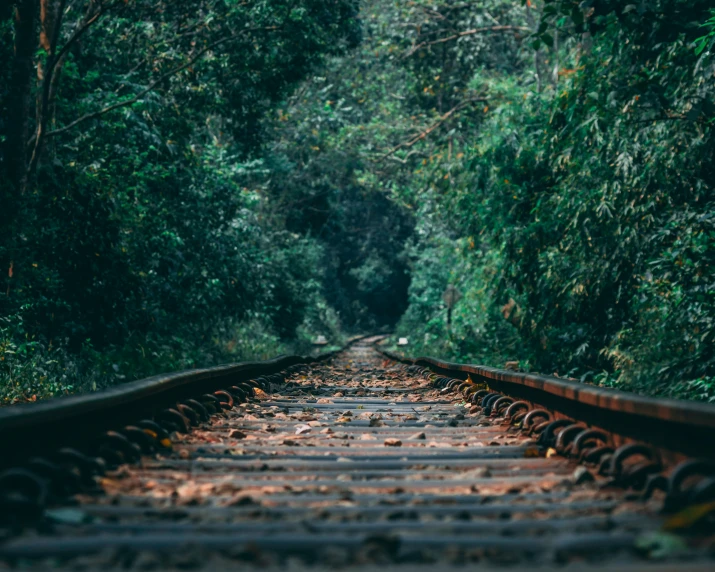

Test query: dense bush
[390,0,715,400]
[264,0,715,401]
[0,0,357,402]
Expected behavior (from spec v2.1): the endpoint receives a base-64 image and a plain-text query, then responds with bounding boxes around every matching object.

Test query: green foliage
[387,0,715,398]
[0,0,358,402]
[1,0,714,404]
[287,0,714,400]
[0,306,86,403]
[695,10,715,56]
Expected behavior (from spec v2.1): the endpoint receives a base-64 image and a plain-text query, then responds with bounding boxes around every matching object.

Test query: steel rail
[376,347,715,462]
[0,345,345,468]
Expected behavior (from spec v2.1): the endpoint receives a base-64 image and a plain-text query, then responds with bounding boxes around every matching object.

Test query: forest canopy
[1,0,714,403]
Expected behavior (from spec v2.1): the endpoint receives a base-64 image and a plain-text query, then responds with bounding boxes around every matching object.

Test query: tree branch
[43,26,279,139]
[26,0,124,149]
[387,149,425,164]
[404,25,530,58]
[26,0,69,180]
[51,4,109,74]
[380,97,486,161]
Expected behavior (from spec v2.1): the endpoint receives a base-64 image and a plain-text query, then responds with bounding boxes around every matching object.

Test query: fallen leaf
[662,501,715,532]
[635,531,687,559]
[458,467,491,479]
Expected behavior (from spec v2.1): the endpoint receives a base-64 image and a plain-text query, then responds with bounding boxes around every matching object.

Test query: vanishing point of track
[0,337,714,570]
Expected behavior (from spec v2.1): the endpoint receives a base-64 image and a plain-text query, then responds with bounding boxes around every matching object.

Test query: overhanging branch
[43,26,279,139]
[380,97,486,161]
[404,25,530,58]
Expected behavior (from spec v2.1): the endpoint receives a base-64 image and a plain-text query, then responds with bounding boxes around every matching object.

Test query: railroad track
[0,336,714,570]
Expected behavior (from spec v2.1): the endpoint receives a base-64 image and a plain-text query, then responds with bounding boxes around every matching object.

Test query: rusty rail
[376,347,715,463]
[0,347,345,469]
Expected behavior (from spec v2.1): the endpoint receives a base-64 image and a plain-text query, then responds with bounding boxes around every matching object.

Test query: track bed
[0,339,712,570]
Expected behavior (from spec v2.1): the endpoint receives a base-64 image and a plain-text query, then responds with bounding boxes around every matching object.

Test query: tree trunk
[29,0,65,180]
[3,0,37,300]
[5,0,37,195]
[525,2,542,93]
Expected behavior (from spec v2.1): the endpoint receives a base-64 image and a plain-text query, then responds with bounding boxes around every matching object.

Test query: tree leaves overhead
[1,0,714,403]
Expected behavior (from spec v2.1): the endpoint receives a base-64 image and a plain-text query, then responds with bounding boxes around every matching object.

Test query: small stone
[384,438,402,447]
[179,449,190,459]
[307,421,322,427]
[572,466,595,484]
[360,433,377,441]
[334,392,344,397]
[134,550,161,570]
[295,424,312,435]
[462,467,491,479]
[224,495,257,507]
[228,429,246,439]
[320,427,334,434]
[407,432,426,440]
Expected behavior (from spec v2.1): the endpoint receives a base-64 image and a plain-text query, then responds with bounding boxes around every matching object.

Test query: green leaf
[694,36,710,56]
[635,532,687,560]
[543,5,558,16]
